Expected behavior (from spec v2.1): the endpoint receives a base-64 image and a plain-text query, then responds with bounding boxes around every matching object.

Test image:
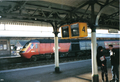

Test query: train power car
[19,39,119,61]
[19,39,71,61]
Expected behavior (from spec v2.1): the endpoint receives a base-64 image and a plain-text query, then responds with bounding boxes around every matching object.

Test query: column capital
[53,31,60,37]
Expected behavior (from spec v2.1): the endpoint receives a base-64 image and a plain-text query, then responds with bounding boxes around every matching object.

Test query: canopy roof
[0,0,119,29]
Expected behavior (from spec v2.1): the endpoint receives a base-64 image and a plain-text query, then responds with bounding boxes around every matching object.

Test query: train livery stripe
[25,43,31,53]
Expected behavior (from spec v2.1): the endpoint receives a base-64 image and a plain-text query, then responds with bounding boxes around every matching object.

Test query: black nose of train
[19,51,25,54]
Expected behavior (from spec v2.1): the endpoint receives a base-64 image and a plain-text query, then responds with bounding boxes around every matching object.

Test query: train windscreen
[23,42,29,48]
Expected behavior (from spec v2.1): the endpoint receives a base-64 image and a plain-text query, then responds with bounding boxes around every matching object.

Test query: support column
[90,1,99,82]
[7,38,11,55]
[91,28,99,82]
[54,33,60,73]
[50,21,60,73]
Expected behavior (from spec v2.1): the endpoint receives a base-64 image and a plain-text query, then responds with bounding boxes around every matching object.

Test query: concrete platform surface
[0,59,119,82]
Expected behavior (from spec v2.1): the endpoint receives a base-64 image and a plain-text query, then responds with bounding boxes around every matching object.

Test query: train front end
[19,41,32,59]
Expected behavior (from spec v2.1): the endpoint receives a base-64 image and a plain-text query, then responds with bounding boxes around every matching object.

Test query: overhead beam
[0,18,44,24]
[95,0,118,26]
[104,0,109,5]
[0,13,62,21]
[32,8,39,16]
[97,24,119,29]
[24,3,70,13]
[71,1,89,12]
[19,1,28,10]
[81,4,90,18]
[109,11,119,18]
[7,5,16,13]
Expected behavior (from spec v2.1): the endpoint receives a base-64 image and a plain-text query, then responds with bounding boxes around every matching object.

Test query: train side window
[36,44,38,48]
[113,43,116,45]
[117,42,119,45]
[31,44,33,49]
[105,43,107,45]
[86,42,91,49]
[107,43,111,45]
[80,42,86,50]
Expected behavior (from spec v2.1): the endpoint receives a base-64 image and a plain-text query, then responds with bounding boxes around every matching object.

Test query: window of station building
[0,41,7,50]
[3,44,7,50]
[62,26,69,37]
[70,24,79,36]
[0,44,3,50]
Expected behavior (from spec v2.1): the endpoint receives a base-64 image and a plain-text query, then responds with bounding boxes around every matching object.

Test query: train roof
[29,39,119,43]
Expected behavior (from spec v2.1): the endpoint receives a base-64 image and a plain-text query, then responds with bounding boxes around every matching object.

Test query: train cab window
[23,42,29,48]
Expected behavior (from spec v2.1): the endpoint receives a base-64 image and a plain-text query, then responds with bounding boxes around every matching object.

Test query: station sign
[61,22,88,39]
[108,29,118,33]
[70,22,88,38]
[61,25,71,39]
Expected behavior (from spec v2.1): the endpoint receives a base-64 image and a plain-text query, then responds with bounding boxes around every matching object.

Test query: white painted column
[51,21,60,73]
[91,31,98,82]
[91,32,98,74]
[54,36,59,68]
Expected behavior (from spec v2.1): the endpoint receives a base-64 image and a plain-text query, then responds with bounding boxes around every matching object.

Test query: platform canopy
[0,0,119,29]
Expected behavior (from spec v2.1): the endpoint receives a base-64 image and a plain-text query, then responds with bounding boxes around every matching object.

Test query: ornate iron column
[51,21,60,73]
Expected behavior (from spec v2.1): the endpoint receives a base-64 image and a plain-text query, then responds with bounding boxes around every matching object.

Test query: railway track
[0,56,91,71]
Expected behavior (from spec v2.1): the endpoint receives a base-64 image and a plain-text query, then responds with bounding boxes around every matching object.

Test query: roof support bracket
[95,0,116,26]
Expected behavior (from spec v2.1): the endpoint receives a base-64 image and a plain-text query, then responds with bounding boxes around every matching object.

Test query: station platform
[31,68,115,82]
[0,58,119,82]
[0,55,20,59]
[58,68,113,82]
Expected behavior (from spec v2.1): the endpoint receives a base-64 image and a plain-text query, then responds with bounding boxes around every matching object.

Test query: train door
[34,43,40,55]
[70,41,80,56]
[71,42,80,51]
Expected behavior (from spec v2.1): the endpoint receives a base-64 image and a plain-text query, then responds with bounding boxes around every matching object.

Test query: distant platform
[0,55,20,59]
